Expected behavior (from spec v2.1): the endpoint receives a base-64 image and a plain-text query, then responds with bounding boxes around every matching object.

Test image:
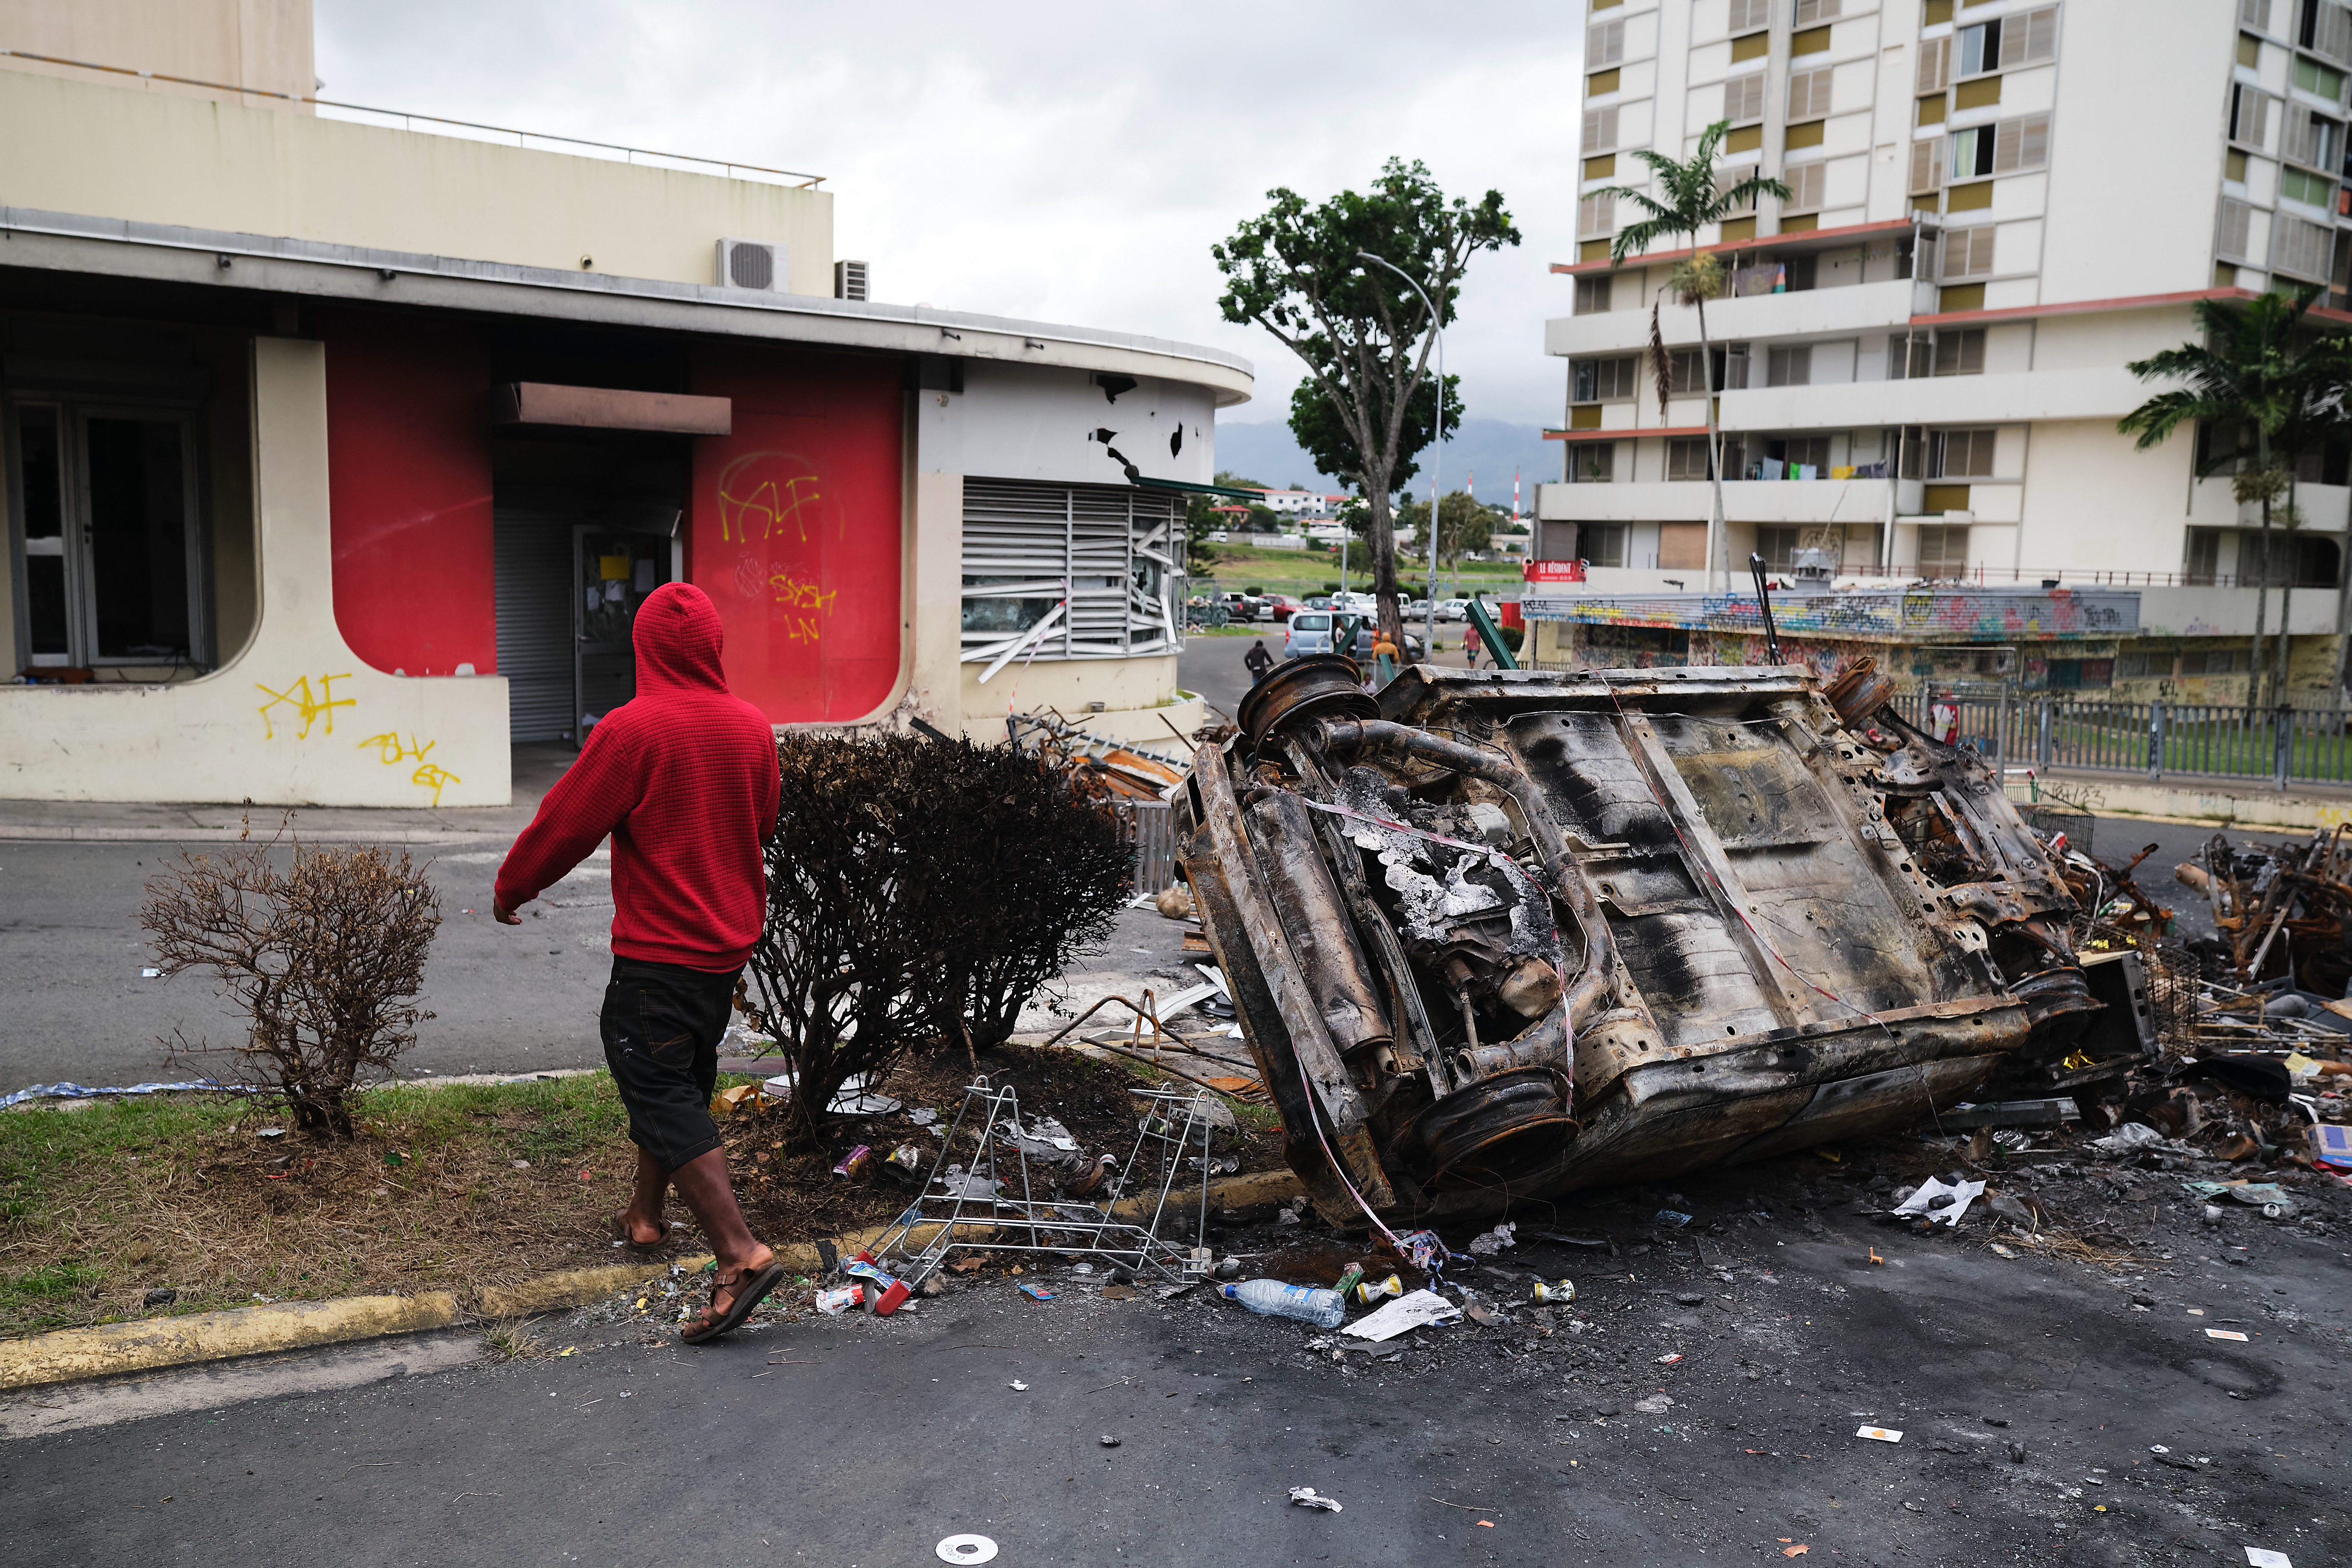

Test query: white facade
[1545,0,2352,698]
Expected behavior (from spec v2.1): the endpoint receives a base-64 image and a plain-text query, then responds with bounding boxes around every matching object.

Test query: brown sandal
[680,1258,787,1344]
[610,1214,667,1254]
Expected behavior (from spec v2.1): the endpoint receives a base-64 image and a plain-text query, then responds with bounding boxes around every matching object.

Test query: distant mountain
[1212,416,1559,513]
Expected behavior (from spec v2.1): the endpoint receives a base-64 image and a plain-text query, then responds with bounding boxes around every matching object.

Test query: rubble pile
[1006,710,1186,802]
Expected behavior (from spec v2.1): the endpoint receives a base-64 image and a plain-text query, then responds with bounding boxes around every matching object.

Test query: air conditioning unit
[715,238,788,292]
[834,259,869,301]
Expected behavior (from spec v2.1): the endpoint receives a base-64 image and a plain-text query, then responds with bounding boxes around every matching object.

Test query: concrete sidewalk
[0,743,575,842]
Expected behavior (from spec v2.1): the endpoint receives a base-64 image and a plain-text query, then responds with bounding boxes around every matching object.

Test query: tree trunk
[1697,294,1729,594]
[2276,473,2298,709]
[1369,493,1405,652]
[2252,434,2273,709]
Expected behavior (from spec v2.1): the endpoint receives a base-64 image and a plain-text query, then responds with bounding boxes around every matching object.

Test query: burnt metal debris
[1174,654,2121,1223]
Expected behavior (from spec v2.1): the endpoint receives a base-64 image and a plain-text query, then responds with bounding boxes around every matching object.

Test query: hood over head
[633,582,729,694]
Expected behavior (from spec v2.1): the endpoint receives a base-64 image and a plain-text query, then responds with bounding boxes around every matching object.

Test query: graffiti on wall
[358,731,461,807]
[718,457,825,544]
[255,673,357,740]
[767,574,840,646]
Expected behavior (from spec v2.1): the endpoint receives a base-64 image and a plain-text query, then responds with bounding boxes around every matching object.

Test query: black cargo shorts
[600,956,742,1172]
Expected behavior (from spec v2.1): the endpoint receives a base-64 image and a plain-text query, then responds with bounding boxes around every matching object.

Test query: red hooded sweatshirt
[495,582,779,971]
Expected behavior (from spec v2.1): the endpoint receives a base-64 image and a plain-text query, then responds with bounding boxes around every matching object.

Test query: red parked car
[1265,594,1303,621]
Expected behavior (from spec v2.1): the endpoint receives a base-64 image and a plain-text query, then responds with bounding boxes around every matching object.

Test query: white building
[1538,0,2352,703]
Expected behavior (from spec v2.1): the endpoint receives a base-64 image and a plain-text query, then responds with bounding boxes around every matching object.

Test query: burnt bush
[142,838,440,1138]
[740,733,1132,1149]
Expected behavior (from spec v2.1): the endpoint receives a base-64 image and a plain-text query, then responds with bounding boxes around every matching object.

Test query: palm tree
[2118,288,2349,707]
[1594,121,1789,593]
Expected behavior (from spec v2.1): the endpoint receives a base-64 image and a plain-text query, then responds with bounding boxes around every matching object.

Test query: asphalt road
[7,1147,2344,1566]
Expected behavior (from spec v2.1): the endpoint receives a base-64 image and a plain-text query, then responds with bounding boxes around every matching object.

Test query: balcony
[1547,276,1927,358]
[1721,366,2148,430]
[1538,476,1923,523]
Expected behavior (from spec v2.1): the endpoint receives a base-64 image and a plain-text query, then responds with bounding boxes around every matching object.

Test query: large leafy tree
[1400,490,1498,572]
[1215,159,1518,649]
[2118,288,2351,706]
[1592,121,1788,593]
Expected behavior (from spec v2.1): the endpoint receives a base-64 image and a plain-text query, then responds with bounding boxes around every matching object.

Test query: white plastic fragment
[1893,1176,1985,1227]
[1340,1289,1463,1342]
[1857,1426,1904,1443]
[1288,1486,1343,1512]
[935,1534,998,1564]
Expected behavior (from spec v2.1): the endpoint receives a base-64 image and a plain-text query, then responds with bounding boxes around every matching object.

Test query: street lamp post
[1355,250,1443,661]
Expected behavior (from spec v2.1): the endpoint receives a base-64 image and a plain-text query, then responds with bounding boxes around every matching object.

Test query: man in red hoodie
[494,582,786,1343]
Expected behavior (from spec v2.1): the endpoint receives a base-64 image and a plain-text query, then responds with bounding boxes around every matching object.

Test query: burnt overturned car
[1174,655,2104,1224]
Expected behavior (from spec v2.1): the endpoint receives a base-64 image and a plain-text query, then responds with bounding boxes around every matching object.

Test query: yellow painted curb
[0,1291,459,1392]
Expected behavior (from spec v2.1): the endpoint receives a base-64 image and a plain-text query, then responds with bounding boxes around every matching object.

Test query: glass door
[571,527,674,748]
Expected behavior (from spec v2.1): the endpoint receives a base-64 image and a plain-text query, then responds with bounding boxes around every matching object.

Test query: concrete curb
[0,825,512,844]
[0,1170,1306,1390]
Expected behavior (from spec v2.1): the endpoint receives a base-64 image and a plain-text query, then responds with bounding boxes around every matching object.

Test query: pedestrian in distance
[1463,622,1482,668]
[1243,639,1274,682]
[493,582,788,1344]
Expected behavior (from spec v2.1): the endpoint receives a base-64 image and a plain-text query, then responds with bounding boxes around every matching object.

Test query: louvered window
[2233,84,2273,145]
[1942,225,1997,278]
[2312,1,2352,65]
[1793,0,1840,21]
[1788,67,1834,119]
[2270,211,2334,280]
[1992,112,2051,172]
[1909,136,1946,194]
[2216,196,2255,262]
[1917,35,1951,95]
[1588,18,1625,67]
[1578,192,1616,239]
[1728,0,1772,32]
[1715,168,1759,213]
[2241,0,2271,27]
[1583,104,1621,154]
[1997,6,2059,67]
[1725,71,1766,122]
[960,480,1182,668]
[1782,161,1827,213]
[2281,101,2344,167]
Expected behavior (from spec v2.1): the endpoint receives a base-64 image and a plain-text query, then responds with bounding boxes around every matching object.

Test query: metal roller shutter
[494,510,574,743]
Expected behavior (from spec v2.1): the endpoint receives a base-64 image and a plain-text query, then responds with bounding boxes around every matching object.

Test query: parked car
[1214,591,1258,623]
[1435,598,1470,622]
[1303,594,1334,612]
[1266,594,1303,621]
[1405,598,1432,622]
[1350,625,1425,662]
[1283,611,1335,657]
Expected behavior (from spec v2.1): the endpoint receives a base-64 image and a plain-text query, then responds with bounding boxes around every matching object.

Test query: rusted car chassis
[1173,656,2097,1225]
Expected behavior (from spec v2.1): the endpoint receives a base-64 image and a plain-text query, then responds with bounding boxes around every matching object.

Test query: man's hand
[493,899,522,925]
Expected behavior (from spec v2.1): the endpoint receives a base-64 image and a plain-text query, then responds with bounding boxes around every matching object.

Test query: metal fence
[1121,799,1180,894]
[1887,692,2352,792]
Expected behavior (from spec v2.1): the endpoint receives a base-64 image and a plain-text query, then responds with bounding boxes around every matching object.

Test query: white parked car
[1436,598,1470,622]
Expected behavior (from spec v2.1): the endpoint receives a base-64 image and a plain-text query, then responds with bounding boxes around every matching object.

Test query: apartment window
[1725,71,1767,123]
[2272,211,2335,279]
[5,403,207,669]
[1943,225,1997,277]
[1933,328,1986,375]
[2307,0,2352,66]
[1888,333,1934,379]
[1667,437,1716,481]
[1756,435,1830,478]
[2282,102,2344,168]
[1766,344,1814,386]
[1917,524,1971,578]
[2231,83,2273,145]
[2242,0,2272,30]
[1571,355,1640,402]
[1908,136,1947,195]
[1781,161,1827,213]
[1569,443,1615,484]
[1588,18,1625,67]
[2217,196,2256,260]
[1715,169,1760,214]
[1931,428,1998,476]
[1727,0,1772,31]
[1793,0,1841,21]
[2046,658,2115,691]
[1576,522,1627,567]
[1577,192,1616,239]
[1787,67,1834,120]
[2282,165,2337,207]
[2185,528,2223,583]
[1574,274,1614,314]
[1583,104,1621,154]
[1957,18,2001,75]
[1917,35,1952,95]
[1992,111,2052,172]
[1949,126,1997,179]
[1755,525,1805,567]
[2294,56,2347,100]
[1667,347,1709,394]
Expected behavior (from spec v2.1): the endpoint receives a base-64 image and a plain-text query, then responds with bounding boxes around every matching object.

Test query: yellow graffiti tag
[768,573,839,645]
[357,732,436,764]
[411,763,461,807]
[255,673,356,740]
[719,472,824,543]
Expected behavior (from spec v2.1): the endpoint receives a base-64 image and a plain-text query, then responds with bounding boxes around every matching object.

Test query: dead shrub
[141,836,441,1138]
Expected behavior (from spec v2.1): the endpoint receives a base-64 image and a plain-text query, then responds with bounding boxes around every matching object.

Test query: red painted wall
[690,346,903,723]
[321,314,496,677]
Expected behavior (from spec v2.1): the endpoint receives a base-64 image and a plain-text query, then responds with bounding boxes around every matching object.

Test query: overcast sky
[314,0,1584,432]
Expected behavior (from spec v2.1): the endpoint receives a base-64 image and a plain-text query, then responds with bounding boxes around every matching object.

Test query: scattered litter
[1989,1243,2016,1258]
[2242,1548,2293,1568]
[1008,1380,1029,1391]
[1632,1394,1674,1414]
[1100,1433,1121,1447]
[1783,1548,1810,1559]
[1465,1222,1517,1255]
[1287,1486,1343,1512]
[1221,1279,1345,1328]
[2090,1122,2167,1155]
[1462,1301,1506,1328]
[2206,1328,2250,1342]
[934,1534,998,1565]
[832,1145,873,1179]
[910,1107,940,1127]
[1892,1175,1985,1227]
[1656,1352,1683,1365]
[1340,1289,1463,1342]
[140,967,161,978]
[813,1285,865,1315]
[0,1079,253,1110]
[1018,1283,1057,1302]
[1856,1426,1903,1443]
[1531,1279,1575,1304]
[1654,1210,1691,1228]
[1938,1098,2076,1129]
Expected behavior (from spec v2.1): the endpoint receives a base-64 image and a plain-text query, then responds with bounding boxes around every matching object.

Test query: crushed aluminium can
[833,1144,873,1179]
[1532,1279,1576,1304]
[814,1284,866,1315]
[1334,1264,1365,1297]
[1353,1273,1403,1304]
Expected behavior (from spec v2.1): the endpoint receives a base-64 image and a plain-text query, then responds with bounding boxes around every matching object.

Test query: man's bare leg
[669,1148,776,1333]
[616,1148,668,1246]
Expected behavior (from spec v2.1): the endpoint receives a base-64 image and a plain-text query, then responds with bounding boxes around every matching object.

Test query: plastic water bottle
[1220,1279,1346,1329]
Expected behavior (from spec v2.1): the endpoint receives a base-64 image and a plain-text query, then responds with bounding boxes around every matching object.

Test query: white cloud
[314,0,1582,426]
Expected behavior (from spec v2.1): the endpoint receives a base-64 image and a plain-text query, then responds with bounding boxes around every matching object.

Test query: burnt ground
[10,1123,2346,1568]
